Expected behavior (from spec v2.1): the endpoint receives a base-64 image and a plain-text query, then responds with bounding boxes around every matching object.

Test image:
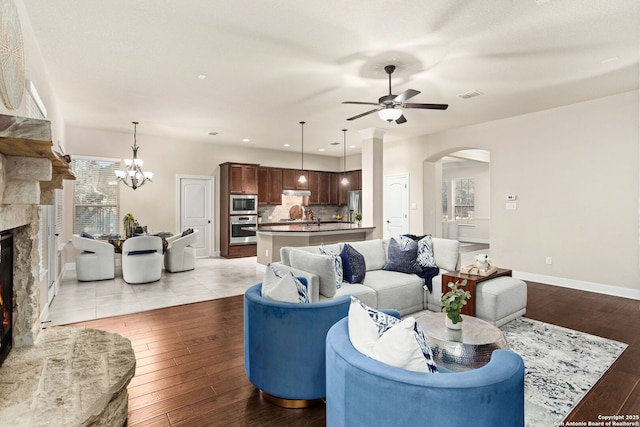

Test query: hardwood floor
[68,281,640,426]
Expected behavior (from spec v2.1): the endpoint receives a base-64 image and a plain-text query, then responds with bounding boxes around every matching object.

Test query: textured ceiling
[22,0,639,156]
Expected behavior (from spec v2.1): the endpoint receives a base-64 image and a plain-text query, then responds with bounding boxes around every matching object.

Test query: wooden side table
[441,268,512,317]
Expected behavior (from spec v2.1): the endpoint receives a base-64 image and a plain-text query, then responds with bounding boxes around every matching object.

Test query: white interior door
[383,174,409,239]
[178,175,213,257]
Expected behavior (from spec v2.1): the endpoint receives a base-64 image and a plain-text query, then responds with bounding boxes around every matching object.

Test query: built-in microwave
[230,194,258,215]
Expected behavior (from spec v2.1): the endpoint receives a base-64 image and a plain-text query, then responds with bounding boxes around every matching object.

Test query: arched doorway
[423,149,490,244]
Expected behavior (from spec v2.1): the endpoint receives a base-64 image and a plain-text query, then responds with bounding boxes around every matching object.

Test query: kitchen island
[254,222,375,265]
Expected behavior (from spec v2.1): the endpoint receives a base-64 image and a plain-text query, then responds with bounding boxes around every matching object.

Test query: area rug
[499,317,628,427]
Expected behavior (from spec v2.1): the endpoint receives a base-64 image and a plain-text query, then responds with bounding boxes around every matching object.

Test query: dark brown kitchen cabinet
[282,169,309,190]
[226,163,258,194]
[337,170,362,205]
[308,171,320,204]
[258,167,283,205]
[319,172,331,204]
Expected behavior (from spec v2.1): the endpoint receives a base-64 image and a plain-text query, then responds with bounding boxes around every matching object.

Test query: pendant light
[341,129,349,186]
[298,121,307,183]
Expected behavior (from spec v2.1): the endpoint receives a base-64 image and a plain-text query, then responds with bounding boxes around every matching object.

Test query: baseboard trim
[513,271,640,301]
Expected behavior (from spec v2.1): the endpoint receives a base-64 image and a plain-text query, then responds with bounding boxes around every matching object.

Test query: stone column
[358,128,385,239]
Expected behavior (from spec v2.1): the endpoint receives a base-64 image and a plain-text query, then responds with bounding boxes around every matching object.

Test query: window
[72,158,121,235]
[442,180,449,219]
[454,178,474,225]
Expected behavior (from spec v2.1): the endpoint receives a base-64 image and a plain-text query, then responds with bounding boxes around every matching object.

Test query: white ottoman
[475,276,527,327]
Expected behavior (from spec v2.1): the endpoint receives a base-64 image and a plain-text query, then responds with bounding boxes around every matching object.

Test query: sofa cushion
[290,249,338,298]
[319,244,343,290]
[362,270,424,315]
[261,264,309,303]
[340,243,366,283]
[348,298,438,373]
[330,282,377,308]
[280,243,341,266]
[432,238,460,271]
[349,240,386,271]
[383,237,421,274]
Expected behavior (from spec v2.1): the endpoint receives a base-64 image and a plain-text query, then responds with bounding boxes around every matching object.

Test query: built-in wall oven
[230,215,257,244]
[230,194,258,215]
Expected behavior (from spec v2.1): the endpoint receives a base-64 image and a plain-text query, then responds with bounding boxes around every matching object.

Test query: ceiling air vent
[457,90,483,100]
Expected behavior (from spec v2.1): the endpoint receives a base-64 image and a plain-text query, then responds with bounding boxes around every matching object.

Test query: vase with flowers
[441,280,471,330]
[354,212,362,226]
[123,213,135,238]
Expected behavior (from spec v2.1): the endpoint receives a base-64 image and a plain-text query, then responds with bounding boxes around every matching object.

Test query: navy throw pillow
[81,231,95,239]
[383,237,421,274]
[181,228,194,237]
[340,244,366,283]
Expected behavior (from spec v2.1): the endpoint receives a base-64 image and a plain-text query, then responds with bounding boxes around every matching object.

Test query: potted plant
[257,211,264,224]
[441,280,471,330]
[354,212,362,225]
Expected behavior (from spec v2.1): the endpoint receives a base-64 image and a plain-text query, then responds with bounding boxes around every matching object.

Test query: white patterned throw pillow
[347,297,438,373]
[417,235,437,268]
[262,264,309,303]
[319,244,343,290]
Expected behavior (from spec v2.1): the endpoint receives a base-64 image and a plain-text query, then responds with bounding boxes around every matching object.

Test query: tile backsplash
[259,195,350,221]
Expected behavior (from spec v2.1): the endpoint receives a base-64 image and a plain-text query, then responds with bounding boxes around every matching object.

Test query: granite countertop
[250,223,373,233]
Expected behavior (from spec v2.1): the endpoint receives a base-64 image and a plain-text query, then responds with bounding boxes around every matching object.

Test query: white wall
[393,91,639,297]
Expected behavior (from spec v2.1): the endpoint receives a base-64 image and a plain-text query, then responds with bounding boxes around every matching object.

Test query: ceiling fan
[342,65,448,124]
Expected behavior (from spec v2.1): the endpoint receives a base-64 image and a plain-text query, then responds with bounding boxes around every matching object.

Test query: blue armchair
[243,282,350,407]
[325,315,525,427]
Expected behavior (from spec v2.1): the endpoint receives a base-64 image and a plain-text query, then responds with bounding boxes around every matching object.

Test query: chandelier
[115,121,153,190]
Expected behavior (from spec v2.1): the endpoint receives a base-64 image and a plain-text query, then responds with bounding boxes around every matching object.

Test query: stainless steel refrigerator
[348,190,362,222]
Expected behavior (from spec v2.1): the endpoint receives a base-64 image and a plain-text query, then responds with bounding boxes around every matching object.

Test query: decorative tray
[459,264,498,277]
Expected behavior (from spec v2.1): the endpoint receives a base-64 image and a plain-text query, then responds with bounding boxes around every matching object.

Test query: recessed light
[318,148,325,152]
[349,145,356,148]
[242,138,250,142]
[601,56,619,64]
[208,131,218,136]
[457,90,483,99]
[283,143,290,147]
[197,74,207,80]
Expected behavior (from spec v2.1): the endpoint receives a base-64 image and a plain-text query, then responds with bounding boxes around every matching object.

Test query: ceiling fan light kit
[342,64,448,124]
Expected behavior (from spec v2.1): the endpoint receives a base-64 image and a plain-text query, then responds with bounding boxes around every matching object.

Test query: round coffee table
[416,312,508,372]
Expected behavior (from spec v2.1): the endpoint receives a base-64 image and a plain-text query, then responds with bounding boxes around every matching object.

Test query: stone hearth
[0,327,135,426]
[0,116,134,426]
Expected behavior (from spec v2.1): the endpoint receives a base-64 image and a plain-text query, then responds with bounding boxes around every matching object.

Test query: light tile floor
[47,244,489,326]
[47,257,263,326]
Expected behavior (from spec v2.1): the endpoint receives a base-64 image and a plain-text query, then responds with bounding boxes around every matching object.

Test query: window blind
[72,159,121,235]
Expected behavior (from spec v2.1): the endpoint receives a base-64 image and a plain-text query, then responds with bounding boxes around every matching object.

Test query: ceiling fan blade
[342,101,381,106]
[395,114,407,124]
[394,89,420,104]
[346,108,382,121]
[403,102,449,110]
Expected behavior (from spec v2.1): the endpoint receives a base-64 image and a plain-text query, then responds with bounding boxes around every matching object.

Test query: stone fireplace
[0,115,136,426]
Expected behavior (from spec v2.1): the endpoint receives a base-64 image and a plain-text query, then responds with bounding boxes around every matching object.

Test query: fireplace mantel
[0,114,75,205]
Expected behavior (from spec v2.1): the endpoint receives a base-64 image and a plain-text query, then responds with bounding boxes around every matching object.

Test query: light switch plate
[506,202,517,210]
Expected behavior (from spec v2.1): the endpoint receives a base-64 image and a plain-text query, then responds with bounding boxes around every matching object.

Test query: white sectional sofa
[273,238,461,316]
[273,237,527,325]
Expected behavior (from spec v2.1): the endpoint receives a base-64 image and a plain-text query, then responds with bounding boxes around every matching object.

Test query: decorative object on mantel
[0,0,25,110]
[340,129,349,186]
[114,121,153,190]
[441,279,471,329]
[297,121,307,183]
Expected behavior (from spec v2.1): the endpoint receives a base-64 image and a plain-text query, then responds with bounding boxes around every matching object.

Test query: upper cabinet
[258,167,283,205]
[282,169,309,190]
[226,163,258,194]
[255,166,361,206]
